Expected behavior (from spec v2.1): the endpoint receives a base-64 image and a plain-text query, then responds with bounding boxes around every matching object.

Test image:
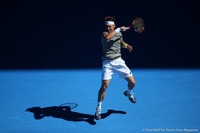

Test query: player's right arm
[103,26,127,40]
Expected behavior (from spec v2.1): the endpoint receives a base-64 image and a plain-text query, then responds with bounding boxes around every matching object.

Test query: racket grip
[126,27,130,30]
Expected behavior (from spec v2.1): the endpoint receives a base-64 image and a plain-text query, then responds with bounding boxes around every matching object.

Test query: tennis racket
[59,102,78,109]
[126,17,145,33]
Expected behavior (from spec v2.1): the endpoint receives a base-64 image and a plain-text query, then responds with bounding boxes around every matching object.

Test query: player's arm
[121,41,133,52]
[103,26,127,40]
[103,31,116,40]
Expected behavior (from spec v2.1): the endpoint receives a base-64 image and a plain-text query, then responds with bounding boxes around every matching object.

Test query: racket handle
[126,27,130,30]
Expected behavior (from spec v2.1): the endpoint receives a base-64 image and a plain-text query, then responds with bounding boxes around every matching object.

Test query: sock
[97,102,102,109]
[127,89,132,94]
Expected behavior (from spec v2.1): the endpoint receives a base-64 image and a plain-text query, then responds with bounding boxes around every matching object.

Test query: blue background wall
[1,0,199,69]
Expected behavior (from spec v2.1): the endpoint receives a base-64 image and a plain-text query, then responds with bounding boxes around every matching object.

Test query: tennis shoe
[95,108,101,120]
[123,90,136,103]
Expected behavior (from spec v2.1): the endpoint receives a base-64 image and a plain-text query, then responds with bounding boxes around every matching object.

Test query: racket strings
[133,18,144,33]
[59,103,78,109]
[127,17,144,33]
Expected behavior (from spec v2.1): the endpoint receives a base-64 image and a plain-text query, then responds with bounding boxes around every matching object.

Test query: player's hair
[104,16,116,23]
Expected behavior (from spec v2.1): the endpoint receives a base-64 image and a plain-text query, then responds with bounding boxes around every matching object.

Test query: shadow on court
[26,105,126,125]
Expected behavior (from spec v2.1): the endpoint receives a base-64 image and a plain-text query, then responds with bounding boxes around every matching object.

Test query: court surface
[0,69,200,133]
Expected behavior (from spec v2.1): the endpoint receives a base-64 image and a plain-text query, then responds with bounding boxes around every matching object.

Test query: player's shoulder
[102,31,122,35]
[118,32,122,36]
[116,32,123,37]
[101,31,122,38]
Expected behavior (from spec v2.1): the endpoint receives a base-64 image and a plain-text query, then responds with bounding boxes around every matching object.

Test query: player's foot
[95,108,101,120]
[123,90,136,103]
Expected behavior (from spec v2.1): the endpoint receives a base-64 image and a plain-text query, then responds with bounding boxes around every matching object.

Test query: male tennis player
[95,16,136,120]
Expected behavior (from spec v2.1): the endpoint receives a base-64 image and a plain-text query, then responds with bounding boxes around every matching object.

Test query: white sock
[127,89,132,94]
[97,102,102,109]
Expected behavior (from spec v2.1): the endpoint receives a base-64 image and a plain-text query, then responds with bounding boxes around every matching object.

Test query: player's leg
[125,75,136,91]
[95,59,113,120]
[114,58,136,103]
[97,61,113,109]
[98,80,110,103]
[95,80,110,120]
[124,75,136,103]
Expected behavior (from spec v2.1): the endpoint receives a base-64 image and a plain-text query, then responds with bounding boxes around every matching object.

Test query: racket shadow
[26,105,126,125]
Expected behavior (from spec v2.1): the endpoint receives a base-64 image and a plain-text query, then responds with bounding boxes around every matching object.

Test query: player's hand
[120,26,127,32]
[125,44,133,52]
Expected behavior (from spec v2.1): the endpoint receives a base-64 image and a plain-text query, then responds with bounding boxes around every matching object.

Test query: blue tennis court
[0,69,200,133]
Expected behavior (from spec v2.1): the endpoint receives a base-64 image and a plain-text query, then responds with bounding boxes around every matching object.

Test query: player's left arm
[121,41,133,52]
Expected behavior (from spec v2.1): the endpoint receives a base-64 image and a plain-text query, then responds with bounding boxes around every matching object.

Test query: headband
[105,21,115,26]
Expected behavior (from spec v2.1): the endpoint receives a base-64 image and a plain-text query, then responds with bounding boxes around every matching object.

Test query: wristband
[115,28,121,34]
[122,43,128,48]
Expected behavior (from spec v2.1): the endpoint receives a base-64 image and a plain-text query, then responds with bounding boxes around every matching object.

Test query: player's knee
[133,80,136,86]
[101,84,108,91]
[131,79,136,85]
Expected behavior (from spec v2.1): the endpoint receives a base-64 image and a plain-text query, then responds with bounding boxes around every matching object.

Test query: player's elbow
[105,37,110,40]
[105,36,111,40]
[103,35,111,40]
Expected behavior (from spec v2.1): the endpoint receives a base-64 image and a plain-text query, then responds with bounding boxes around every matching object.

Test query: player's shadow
[26,105,126,125]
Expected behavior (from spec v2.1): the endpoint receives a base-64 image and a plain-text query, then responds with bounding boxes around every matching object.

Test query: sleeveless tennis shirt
[101,31,123,60]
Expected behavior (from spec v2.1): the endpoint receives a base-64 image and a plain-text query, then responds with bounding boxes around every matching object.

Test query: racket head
[59,102,78,109]
[131,17,145,33]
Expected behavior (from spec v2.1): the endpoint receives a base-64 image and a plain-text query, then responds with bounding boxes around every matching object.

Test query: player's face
[106,25,115,33]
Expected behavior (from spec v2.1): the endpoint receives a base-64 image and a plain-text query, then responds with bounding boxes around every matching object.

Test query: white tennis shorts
[102,58,132,80]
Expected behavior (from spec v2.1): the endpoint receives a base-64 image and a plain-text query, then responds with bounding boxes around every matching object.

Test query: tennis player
[95,16,136,120]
